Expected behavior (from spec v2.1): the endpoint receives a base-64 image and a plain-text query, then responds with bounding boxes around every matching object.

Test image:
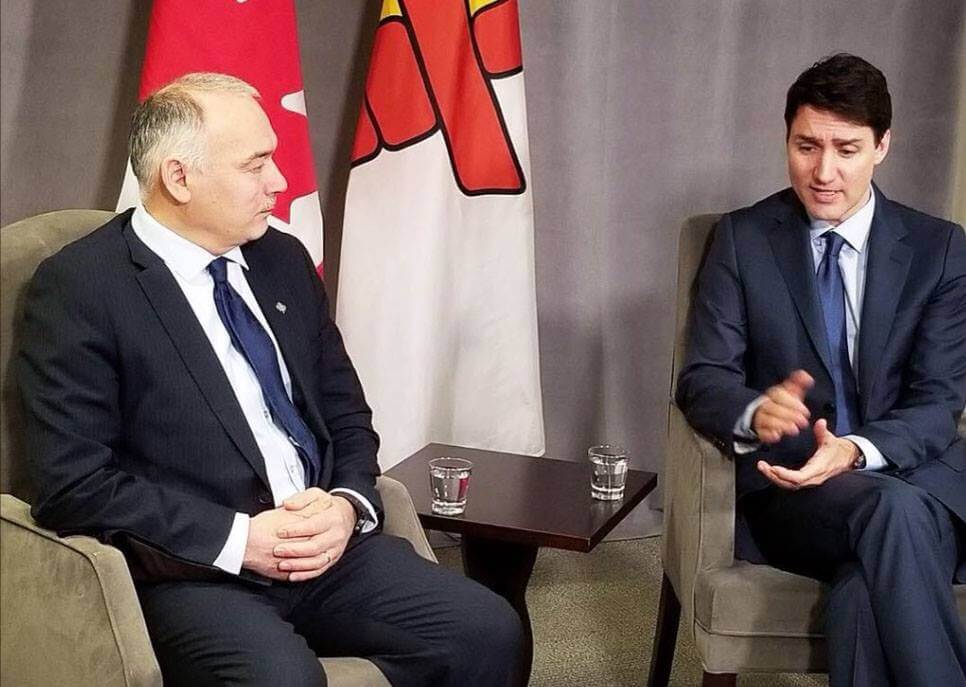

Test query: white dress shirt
[734,189,887,470]
[132,206,376,575]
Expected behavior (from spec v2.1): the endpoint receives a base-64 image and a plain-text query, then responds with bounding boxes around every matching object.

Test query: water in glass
[589,445,628,500]
[428,457,473,515]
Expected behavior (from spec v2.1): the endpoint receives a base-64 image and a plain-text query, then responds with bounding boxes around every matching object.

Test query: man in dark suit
[17,72,524,686]
[677,54,965,686]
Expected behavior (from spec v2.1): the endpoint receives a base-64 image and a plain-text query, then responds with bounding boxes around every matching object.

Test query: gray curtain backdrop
[2,0,963,536]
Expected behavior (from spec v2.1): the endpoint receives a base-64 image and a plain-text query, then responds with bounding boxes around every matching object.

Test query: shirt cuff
[212,512,250,575]
[733,395,767,454]
[843,435,888,471]
[330,488,379,534]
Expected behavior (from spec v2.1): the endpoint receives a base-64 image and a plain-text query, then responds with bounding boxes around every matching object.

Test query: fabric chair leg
[701,672,737,687]
[647,572,681,687]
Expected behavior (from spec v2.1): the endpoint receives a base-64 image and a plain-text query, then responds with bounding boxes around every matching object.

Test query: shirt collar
[807,187,875,253]
[131,205,248,281]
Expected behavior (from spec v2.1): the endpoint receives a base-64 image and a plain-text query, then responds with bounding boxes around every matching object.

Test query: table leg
[461,536,538,685]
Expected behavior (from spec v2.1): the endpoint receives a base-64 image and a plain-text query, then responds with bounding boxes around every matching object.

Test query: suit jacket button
[257,491,272,505]
[824,402,836,413]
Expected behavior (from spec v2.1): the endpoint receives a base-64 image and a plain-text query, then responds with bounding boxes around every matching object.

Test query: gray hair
[129,72,260,199]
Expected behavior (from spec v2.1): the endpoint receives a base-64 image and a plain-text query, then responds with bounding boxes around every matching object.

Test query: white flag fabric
[115,0,324,270]
[337,0,545,469]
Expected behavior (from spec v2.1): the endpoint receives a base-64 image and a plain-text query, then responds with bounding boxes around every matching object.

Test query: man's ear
[873,129,891,165]
[158,157,191,204]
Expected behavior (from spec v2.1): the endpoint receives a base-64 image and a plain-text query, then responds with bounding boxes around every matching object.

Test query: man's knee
[439,585,525,680]
[852,477,948,544]
[467,592,525,657]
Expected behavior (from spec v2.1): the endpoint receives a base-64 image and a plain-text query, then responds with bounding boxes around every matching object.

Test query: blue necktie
[208,257,320,486]
[816,232,860,434]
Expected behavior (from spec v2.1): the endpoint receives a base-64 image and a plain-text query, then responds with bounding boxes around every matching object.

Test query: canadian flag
[337,0,545,468]
[116,0,323,269]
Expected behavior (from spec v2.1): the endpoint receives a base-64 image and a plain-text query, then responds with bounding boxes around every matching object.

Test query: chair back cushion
[670,214,721,400]
[0,210,115,499]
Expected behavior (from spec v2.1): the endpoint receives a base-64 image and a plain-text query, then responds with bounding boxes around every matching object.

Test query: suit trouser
[740,471,966,687]
[136,534,525,687]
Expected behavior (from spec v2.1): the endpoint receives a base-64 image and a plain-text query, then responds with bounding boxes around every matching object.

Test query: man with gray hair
[18,72,525,686]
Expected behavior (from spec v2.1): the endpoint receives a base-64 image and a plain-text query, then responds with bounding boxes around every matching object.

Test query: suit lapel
[123,224,272,490]
[241,244,314,416]
[767,202,834,378]
[857,190,912,414]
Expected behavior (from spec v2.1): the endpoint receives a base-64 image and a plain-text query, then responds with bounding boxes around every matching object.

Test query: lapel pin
[275,301,287,314]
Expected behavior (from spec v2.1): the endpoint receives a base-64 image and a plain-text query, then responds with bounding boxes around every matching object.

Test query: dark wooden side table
[386,443,658,682]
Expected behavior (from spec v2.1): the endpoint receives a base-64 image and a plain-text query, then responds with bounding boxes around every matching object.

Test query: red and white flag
[338,0,545,468]
[116,0,323,269]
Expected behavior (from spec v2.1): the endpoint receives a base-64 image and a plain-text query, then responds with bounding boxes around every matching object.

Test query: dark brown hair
[785,53,892,143]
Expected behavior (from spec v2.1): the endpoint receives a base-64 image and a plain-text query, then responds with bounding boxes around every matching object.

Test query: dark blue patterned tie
[209,257,320,486]
[816,232,860,434]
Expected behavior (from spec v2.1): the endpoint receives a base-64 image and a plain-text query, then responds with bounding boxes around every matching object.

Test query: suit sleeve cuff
[733,396,766,454]
[330,488,378,534]
[844,435,888,471]
[212,512,250,574]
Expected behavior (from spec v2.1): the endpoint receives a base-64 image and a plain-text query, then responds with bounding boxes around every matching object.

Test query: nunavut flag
[116,0,324,269]
[337,0,545,468]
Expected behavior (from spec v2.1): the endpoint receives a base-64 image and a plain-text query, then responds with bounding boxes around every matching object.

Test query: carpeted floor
[436,536,828,687]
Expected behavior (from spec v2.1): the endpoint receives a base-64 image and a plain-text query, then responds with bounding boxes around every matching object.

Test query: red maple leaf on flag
[138,0,316,225]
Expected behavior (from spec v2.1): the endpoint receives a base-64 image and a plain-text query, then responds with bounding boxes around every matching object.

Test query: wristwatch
[852,450,867,470]
[335,492,370,534]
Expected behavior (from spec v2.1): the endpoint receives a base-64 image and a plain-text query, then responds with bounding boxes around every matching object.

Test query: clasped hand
[242,487,358,582]
[753,370,860,490]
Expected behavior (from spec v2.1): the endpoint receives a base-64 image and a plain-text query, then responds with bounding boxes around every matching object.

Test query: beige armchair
[647,214,966,687]
[0,210,437,687]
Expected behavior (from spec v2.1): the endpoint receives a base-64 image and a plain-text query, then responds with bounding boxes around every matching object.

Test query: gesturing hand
[752,369,814,444]
[757,419,861,490]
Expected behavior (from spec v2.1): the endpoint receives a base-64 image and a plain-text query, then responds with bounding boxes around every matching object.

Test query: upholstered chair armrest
[662,403,737,615]
[375,476,437,563]
[0,494,162,687]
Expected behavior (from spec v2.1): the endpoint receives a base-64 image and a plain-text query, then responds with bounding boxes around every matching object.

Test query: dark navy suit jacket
[676,187,966,527]
[18,210,382,582]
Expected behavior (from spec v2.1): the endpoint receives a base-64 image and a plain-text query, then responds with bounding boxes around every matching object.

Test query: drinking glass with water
[588,445,628,500]
[428,457,473,515]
